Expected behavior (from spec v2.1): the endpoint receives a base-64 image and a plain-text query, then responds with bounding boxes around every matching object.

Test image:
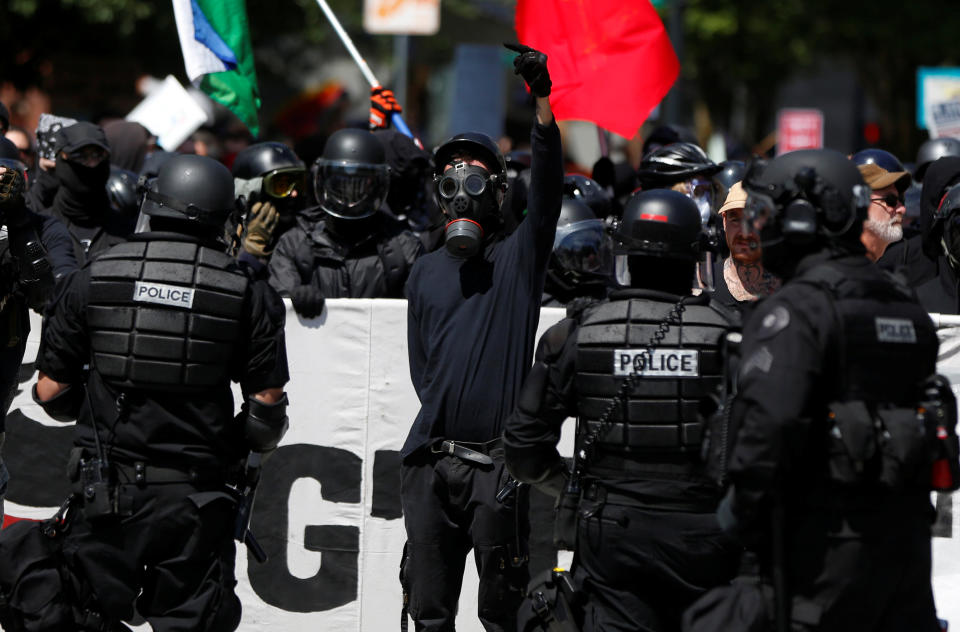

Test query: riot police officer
[504,189,740,632]
[704,149,947,631]
[29,154,290,631]
[268,128,423,316]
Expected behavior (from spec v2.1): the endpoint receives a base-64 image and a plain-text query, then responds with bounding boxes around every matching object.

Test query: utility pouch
[826,401,879,486]
[553,485,580,551]
[78,458,117,521]
[875,407,927,491]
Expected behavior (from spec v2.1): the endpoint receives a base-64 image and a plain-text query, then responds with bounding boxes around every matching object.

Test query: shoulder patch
[755,305,791,340]
[741,345,774,377]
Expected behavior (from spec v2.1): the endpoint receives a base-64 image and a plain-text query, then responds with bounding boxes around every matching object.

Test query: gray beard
[864,217,903,244]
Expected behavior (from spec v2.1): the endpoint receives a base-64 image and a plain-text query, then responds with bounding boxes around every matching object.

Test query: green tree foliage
[681,0,960,156]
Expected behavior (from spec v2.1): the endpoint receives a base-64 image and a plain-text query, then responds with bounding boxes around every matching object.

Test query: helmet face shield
[553,219,613,280]
[314,160,389,219]
[744,191,778,238]
[683,177,714,224]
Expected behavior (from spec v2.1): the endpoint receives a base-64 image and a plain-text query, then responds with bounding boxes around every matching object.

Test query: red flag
[515,0,679,139]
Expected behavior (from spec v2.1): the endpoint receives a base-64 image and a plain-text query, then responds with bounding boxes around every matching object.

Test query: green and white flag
[172,0,261,136]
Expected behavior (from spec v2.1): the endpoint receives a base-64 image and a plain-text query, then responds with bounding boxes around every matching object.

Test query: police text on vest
[133,281,195,309]
[875,318,916,344]
[612,348,700,377]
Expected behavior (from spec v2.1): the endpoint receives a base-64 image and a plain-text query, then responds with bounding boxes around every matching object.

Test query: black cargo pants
[61,480,241,632]
[400,443,530,632]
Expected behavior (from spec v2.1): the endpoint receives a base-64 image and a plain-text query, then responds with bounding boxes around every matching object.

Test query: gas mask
[436,162,503,257]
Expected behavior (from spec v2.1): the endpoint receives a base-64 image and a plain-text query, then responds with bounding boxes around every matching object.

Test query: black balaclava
[52,123,111,224]
[921,157,960,259]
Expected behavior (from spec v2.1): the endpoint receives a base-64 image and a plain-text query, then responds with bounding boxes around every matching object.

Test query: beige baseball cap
[719,181,747,214]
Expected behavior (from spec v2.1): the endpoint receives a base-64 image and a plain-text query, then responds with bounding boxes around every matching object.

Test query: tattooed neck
[724,257,781,300]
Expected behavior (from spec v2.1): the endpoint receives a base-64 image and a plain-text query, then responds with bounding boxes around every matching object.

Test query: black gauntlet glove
[504,43,551,98]
[290,285,326,318]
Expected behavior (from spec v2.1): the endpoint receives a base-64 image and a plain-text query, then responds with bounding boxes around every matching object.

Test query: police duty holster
[518,569,583,632]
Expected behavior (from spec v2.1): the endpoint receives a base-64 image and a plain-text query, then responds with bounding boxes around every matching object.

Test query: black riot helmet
[742,149,869,279]
[637,142,721,189]
[433,131,509,257]
[852,148,905,173]
[713,160,746,204]
[916,137,960,183]
[613,189,703,291]
[139,154,235,229]
[106,166,139,218]
[434,132,508,181]
[563,174,612,218]
[233,142,304,179]
[936,182,960,268]
[313,128,390,220]
[550,197,612,286]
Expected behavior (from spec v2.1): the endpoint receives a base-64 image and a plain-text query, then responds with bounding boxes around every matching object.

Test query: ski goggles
[262,167,307,199]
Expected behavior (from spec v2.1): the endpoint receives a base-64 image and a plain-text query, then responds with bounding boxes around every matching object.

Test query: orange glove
[370,86,402,130]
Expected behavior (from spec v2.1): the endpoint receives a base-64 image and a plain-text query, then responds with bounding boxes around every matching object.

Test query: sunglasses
[871,193,904,210]
[262,167,306,199]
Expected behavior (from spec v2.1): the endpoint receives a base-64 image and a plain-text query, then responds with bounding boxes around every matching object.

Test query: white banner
[2,302,958,628]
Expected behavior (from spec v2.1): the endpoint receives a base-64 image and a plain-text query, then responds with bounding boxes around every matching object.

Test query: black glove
[504,43,551,98]
[289,285,326,318]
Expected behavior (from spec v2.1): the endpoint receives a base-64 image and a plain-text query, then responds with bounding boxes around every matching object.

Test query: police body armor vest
[799,263,937,406]
[575,295,732,461]
[86,239,248,392]
[798,262,942,491]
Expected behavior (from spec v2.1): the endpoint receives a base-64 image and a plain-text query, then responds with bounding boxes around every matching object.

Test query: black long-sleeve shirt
[401,120,563,458]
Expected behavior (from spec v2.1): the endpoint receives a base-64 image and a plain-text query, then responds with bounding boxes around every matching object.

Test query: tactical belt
[431,439,500,466]
[113,461,228,486]
[582,480,718,513]
[585,420,702,450]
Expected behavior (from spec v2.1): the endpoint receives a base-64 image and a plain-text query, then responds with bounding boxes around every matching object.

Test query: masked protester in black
[0,137,77,525]
[398,43,562,632]
[541,197,612,314]
[267,128,424,317]
[685,150,946,632]
[16,154,290,632]
[505,189,739,632]
[40,122,128,265]
[373,129,444,252]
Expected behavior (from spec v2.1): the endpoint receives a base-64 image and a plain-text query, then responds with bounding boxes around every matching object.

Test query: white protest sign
[126,75,208,151]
